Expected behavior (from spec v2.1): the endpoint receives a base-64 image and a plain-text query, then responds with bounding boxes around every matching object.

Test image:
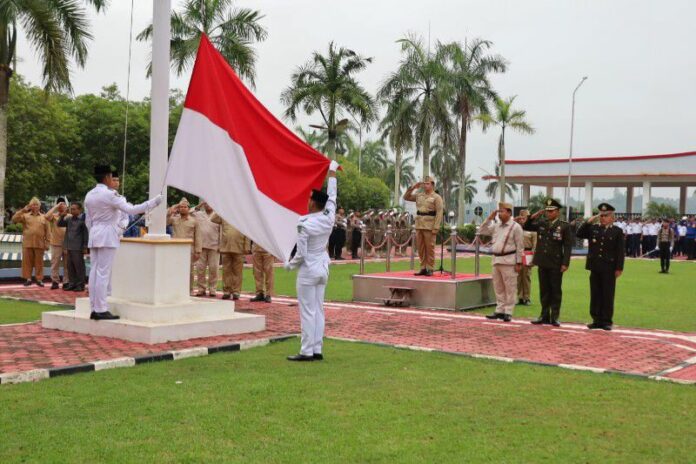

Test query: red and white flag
[166,35,330,261]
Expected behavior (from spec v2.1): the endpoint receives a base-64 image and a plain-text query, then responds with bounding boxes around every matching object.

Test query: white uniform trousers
[492,264,518,315]
[297,273,328,356]
[89,247,117,313]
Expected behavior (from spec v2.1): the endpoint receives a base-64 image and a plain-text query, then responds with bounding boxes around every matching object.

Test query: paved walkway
[0,284,694,385]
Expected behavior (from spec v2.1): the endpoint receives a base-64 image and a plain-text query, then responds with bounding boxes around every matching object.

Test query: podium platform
[353,270,495,311]
[42,238,265,344]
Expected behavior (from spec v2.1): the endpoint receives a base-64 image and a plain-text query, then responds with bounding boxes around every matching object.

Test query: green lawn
[0,299,57,324]
[1,257,694,332]
[0,339,693,463]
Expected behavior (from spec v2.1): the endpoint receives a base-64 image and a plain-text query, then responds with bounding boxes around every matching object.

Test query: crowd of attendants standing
[612,215,696,259]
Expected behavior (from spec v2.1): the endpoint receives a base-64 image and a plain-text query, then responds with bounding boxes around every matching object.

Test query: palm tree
[430,143,459,212]
[485,163,518,200]
[482,96,534,202]
[378,34,452,177]
[282,42,376,160]
[452,174,478,205]
[346,139,389,177]
[440,38,507,225]
[137,0,267,86]
[379,97,415,205]
[0,0,106,230]
[296,125,354,155]
[383,155,416,202]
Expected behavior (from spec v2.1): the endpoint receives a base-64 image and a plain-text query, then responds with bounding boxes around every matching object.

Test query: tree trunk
[0,69,9,233]
[394,147,402,206]
[457,113,468,226]
[498,126,506,203]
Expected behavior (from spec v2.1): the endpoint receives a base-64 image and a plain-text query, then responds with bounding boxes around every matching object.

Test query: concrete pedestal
[42,238,265,344]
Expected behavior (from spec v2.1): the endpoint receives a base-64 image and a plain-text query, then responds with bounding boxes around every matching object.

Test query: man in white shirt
[479,202,524,322]
[284,160,339,361]
[85,165,162,320]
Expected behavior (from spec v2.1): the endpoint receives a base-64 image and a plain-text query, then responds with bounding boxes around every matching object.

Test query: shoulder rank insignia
[323,210,329,216]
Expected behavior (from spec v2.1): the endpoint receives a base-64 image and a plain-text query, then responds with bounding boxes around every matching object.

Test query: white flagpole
[147,0,171,237]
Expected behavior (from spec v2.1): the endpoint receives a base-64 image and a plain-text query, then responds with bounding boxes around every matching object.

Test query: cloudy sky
[15,0,696,201]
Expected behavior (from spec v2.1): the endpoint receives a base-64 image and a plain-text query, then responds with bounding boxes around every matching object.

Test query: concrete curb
[0,334,297,386]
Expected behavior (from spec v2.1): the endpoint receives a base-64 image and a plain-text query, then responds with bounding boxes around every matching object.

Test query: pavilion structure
[488,150,696,217]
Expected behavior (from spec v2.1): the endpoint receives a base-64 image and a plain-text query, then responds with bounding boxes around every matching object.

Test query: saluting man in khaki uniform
[403,176,443,276]
[250,243,274,303]
[211,213,248,300]
[515,210,537,305]
[192,202,220,297]
[480,202,524,322]
[12,197,50,286]
[45,198,69,289]
[167,198,202,291]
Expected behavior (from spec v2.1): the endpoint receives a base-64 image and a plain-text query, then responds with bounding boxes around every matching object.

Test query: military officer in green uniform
[523,198,574,326]
[575,203,625,330]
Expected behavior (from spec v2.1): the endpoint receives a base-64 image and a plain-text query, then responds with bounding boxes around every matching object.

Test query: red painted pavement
[0,284,695,383]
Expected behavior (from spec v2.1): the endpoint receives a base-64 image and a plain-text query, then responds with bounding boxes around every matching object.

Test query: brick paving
[0,283,695,384]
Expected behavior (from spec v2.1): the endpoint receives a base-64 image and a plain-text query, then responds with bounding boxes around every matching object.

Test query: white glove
[152,194,163,207]
[329,160,340,172]
[283,260,293,271]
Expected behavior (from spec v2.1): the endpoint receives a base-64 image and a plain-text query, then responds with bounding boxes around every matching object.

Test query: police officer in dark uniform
[523,198,574,326]
[576,203,625,330]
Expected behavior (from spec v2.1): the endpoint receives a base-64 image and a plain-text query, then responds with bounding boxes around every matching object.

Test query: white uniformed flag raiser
[166,35,330,261]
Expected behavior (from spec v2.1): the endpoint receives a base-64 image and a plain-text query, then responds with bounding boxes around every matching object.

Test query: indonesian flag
[166,35,330,261]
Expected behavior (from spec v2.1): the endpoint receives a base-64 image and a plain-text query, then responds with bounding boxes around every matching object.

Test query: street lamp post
[565,76,587,221]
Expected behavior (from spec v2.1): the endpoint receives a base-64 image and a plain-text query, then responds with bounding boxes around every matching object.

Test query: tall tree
[383,154,416,202]
[485,162,518,200]
[441,38,507,225]
[346,139,389,177]
[481,95,534,202]
[0,0,106,230]
[378,34,452,177]
[430,143,459,212]
[282,42,376,160]
[379,97,414,205]
[137,0,267,86]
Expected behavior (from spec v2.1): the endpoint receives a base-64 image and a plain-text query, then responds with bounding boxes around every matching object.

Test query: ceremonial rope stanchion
[359,224,366,275]
[474,226,481,277]
[409,227,416,270]
[385,225,393,272]
[450,227,458,280]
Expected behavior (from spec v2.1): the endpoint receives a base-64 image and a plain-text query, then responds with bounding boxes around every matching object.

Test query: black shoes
[250,293,266,302]
[264,295,272,303]
[23,280,31,286]
[90,311,120,321]
[287,354,314,362]
[233,293,240,301]
[313,353,323,361]
[550,320,561,327]
[502,314,512,322]
[414,269,427,276]
[587,322,601,329]
[72,286,85,292]
[518,298,525,305]
[63,283,74,291]
[530,318,547,325]
[50,282,60,290]
[35,280,44,288]
[222,293,231,300]
[486,313,502,320]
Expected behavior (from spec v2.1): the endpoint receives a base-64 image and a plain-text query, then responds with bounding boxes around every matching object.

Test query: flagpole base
[42,238,265,343]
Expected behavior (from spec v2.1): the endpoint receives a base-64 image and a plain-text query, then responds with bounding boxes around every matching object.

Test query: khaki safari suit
[252,243,274,296]
[12,210,49,281]
[211,213,248,297]
[517,229,537,301]
[46,213,69,284]
[480,214,524,316]
[403,186,444,271]
[167,214,203,290]
[192,210,220,294]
